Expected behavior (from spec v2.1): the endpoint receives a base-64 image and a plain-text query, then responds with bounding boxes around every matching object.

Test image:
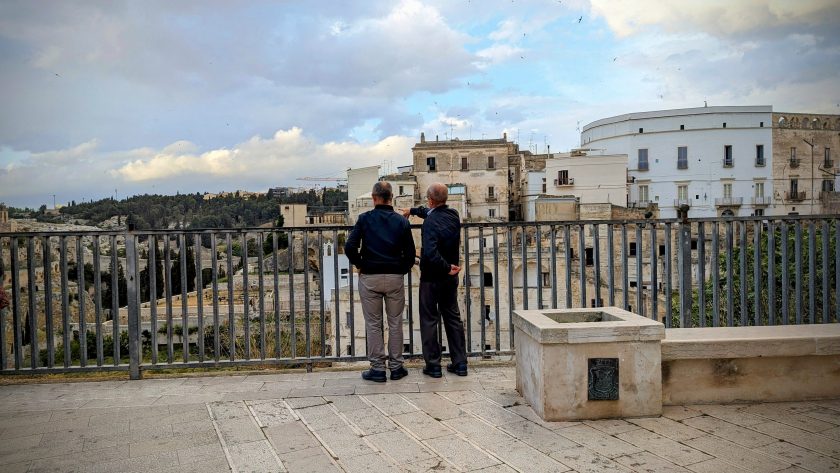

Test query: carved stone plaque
[588,358,619,401]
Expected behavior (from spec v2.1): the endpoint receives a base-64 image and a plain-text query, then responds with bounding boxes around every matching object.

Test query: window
[541,272,551,287]
[680,124,685,130]
[541,178,546,193]
[483,272,494,287]
[658,245,665,256]
[461,157,468,171]
[790,179,799,194]
[823,180,835,192]
[585,248,594,266]
[557,170,570,185]
[637,149,649,171]
[755,145,765,166]
[677,146,688,169]
[488,208,496,218]
[723,183,732,199]
[639,127,644,133]
[399,185,404,195]
[487,156,495,169]
[723,122,727,128]
[760,121,764,127]
[629,242,637,256]
[678,185,688,201]
[639,185,649,203]
[826,148,833,167]
[755,182,764,197]
[755,209,764,216]
[724,145,733,167]
[427,157,436,171]
[488,186,495,199]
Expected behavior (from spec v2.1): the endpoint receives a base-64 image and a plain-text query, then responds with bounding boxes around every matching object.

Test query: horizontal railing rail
[1,214,838,378]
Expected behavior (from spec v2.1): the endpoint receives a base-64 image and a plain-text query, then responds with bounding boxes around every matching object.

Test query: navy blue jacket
[345,205,415,275]
[410,205,461,282]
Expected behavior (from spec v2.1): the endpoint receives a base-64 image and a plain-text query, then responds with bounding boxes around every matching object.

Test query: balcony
[486,194,498,202]
[714,197,743,207]
[630,200,652,208]
[752,196,771,206]
[673,198,691,207]
[786,191,806,201]
[638,162,649,171]
[824,160,834,168]
[790,158,800,168]
[723,159,734,168]
[554,177,574,186]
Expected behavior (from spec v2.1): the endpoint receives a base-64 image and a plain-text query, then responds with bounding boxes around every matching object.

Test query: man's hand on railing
[448,264,461,275]
[398,208,411,218]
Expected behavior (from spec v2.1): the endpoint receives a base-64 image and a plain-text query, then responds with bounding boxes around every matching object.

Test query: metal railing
[752,196,771,206]
[787,191,806,202]
[1,215,838,377]
[714,197,743,206]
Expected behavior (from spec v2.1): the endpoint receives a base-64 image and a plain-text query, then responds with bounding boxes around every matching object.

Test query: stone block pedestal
[513,307,665,421]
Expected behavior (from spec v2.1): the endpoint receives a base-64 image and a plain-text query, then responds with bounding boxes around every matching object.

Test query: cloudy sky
[1,0,838,208]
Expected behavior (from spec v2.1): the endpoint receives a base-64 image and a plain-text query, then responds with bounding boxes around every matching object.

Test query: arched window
[812,118,819,129]
[721,209,735,217]
[778,116,787,127]
[791,117,800,128]
[800,117,809,128]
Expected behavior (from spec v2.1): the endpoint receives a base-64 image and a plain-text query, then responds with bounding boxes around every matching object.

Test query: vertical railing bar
[697,223,705,327]
[564,225,572,309]
[148,236,157,365]
[753,221,762,326]
[767,222,776,326]
[125,231,140,380]
[464,227,473,352]
[332,230,340,357]
[726,221,734,327]
[318,231,326,358]
[303,230,311,358]
[76,236,86,367]
[407,254,414,356]
[242,232,251,360]
[478,226,486,355]
[521,227,528,310]
[0,238,7,370]
[607,224,615,307]
[739,222,747,326]
[26,237,38,369]
[711,222,720,327]
[665,223,672,328]
[179,233,189,363]
[94,237,103,366]
[536,225,544,310]
[507,227,514,348]
[650,223,658,322]
[492,227,501,352]
[273,231,281,359]
[795,221,803,325]
[578,224,586,308]
[781,223,789,325]
[11,237,22,370]
[621,224,629,311]
[345,230,354,357]
[593,224,601,308]
[165,234,174,363]
[289,231,297,358]
[194,234,204,363]
[62,236,71,367]
[257,232,266,360]
[550,226,558,309]
[225,233,235,361]
[43,236,54,368]
[679,222,692,329]
[111,235,120,365]
[211,233,220,362]
[636,224,643,317]
[808,221,816,323]
[835,219,840,323]
[822,221,829,323]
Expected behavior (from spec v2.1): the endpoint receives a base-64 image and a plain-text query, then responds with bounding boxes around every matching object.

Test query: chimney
[420,132,426,143]
[503,132,507,141]
[436,134,439,141]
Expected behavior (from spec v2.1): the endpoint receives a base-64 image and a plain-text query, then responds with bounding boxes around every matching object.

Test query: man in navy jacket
[402,183,467,378]
[345,182,415,382]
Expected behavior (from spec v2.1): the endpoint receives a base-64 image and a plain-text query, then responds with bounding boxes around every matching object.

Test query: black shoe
[422,365,442,378]
[390,367,409,381]
[361,369,387,383]
[446,362,468,377]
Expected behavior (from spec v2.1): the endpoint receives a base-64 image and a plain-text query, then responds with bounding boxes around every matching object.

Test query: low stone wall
[661,325,840,405]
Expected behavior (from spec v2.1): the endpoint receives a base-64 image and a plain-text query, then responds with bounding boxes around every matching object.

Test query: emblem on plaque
[588,358,619,400]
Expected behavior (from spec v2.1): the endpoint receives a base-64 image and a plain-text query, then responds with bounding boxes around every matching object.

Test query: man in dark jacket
[402,183,467,378]
[345,182,415,382]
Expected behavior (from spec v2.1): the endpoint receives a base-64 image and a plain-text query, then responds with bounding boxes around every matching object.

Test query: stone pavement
[1,365,839,472]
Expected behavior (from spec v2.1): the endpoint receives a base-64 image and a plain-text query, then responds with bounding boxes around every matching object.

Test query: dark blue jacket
[410,205,461,281]
[345,205,415,275]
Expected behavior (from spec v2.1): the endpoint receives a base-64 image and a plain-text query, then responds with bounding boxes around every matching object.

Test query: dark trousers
[419,276,467,367]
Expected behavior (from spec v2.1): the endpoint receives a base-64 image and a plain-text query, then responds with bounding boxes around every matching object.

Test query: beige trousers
[358,274,405,370]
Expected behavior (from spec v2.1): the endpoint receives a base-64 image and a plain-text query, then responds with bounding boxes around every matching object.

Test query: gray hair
[372,181,393,202]
[426,183,448,205]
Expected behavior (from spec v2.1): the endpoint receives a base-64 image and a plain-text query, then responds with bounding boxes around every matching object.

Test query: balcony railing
[715,197,743,207]
[673,198,691,207]
[638,162,649,171]
[790,158,800,168]
[630,200,652,208]
[752,196,771,206]
[554,178,574,186]
[486,195,498,202]
[787,191,806,201]
[1,215,838,377]
[824,160,834,168]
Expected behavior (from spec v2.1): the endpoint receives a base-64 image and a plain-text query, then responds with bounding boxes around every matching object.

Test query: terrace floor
[1,364,839,473]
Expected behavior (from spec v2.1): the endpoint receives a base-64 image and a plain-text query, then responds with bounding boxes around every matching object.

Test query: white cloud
[476,44,527,68]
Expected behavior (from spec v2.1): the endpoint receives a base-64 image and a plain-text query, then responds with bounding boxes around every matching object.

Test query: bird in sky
[578,16,583,23]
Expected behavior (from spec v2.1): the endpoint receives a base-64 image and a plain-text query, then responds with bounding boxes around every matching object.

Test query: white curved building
[580,106,840,218]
